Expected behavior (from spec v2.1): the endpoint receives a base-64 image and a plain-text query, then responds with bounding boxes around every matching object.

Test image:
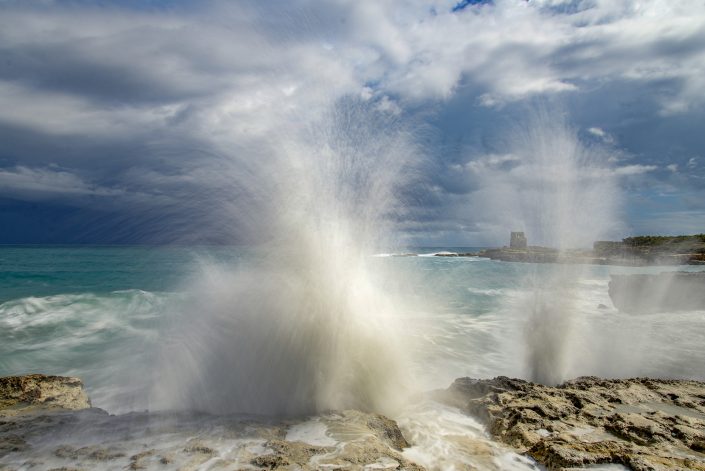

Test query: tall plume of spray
[152,98,421,416]
[479,108,621,384]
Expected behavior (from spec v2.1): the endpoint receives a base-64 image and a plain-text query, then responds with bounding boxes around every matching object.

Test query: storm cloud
[1,0,704,245]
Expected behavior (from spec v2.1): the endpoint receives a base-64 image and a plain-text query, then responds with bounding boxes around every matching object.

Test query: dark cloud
[0,0,704,245]
[452,0,494,13]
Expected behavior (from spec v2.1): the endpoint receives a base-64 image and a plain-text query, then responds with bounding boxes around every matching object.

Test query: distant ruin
[510,231,527,249]
[432,232,704,266]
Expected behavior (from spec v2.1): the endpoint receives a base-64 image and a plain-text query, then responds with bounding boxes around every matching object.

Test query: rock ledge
[439,376,705,470]
[0,374,91,415]
[0,374,422,470]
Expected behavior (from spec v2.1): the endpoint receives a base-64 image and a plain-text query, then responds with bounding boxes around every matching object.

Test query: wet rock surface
[1,376,423,470]
[0,375,90,415]
[0,409,422,470]
[439,376,705,470]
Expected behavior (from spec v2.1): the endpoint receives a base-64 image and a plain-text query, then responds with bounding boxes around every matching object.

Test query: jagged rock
[367,413,410,450]
[0,376,423,470]
[479,247,561,264]
[249,411,421,470]
[440,376,705,470]
[0,375,90,415]
[53,445,126,461]
[251,439,331,468]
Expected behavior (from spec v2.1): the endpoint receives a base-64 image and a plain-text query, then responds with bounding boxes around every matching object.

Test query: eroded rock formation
[0,374,422,470]
[0,374,90,415]
[439,376,705,470]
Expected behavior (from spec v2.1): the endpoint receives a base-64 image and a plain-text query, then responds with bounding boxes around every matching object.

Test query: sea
[2,245,704,470]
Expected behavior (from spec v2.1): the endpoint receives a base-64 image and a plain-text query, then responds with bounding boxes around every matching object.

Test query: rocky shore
[425,232,705,266]
[392,247,704,266]
[471,247,704,266]
[427,247,682,266]
[413,234,705,266]
[0,374,90,415]
[0,374,422,470]
[3,374,705,470]
[438,376,705,470]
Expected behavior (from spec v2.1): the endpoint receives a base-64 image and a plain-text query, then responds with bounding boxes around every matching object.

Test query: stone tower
[510,231,527,249]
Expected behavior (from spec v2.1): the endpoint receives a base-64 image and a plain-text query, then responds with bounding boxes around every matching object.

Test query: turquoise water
[2,246,704,413]
[0,246,245,302]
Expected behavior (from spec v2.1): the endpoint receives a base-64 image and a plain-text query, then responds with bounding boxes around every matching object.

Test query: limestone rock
[440,376,705,470]
[250,411,421,470]
[1,382,423,470]
[0,375,90,415]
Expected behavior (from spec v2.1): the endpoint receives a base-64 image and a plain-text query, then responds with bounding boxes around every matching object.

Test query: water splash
[477,108,622,384]
[523,276,579,385]
[151,100,420,416]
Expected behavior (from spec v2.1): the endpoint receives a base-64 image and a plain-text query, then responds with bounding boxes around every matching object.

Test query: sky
[0,0,704,246]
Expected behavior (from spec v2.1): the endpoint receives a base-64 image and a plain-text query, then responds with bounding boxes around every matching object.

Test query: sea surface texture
[2,246,704,470]
[2,246,705,410]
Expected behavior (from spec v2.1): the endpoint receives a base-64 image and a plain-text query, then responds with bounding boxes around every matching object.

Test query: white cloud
[0,82,179,137]
[0,0,703,242]
[587,127,615,144]
[452,115,624,248]
[464,153,521,173]
[0,166,122,200]
[613,164,657,176]
[1,0,703,133]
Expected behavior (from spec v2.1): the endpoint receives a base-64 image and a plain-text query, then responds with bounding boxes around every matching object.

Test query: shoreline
[3,374,704,470]
[438,376,705,471]
[476,247,705,266]
[388,247,705,267]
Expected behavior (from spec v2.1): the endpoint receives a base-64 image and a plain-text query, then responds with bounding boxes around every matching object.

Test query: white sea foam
[419,251,455,257]
[399,401,541,471]
[2,257,704,469]
[471,110,624,385]
[0,290,173,412]
[286,418,337,446]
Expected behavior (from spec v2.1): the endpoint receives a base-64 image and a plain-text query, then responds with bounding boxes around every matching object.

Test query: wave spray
[152,100,419,416]
[488,109,621,384]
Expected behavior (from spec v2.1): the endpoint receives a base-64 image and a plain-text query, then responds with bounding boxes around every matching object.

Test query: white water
[476,111,624,385]
[148,102,422,417]
[4,263,700,407]
[2,258,705,469]
[0,101,701,470]
[2,107,703,467]
[1,2,703,468]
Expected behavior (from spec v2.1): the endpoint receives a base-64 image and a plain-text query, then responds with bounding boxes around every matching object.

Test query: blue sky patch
[452,0,493,13]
